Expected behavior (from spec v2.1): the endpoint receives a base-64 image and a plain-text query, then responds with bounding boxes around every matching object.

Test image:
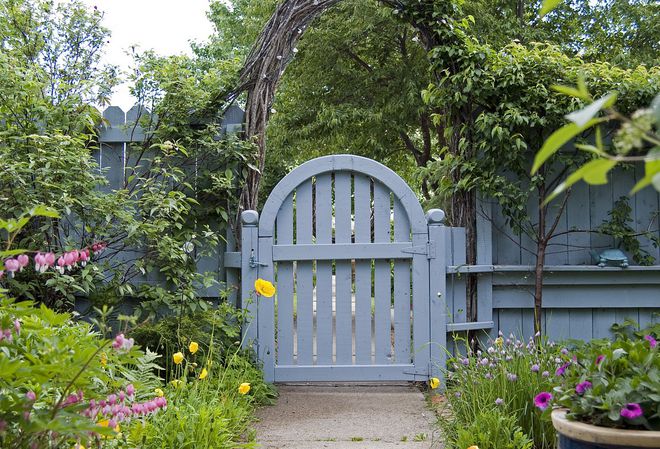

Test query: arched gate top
[259,154,427,237]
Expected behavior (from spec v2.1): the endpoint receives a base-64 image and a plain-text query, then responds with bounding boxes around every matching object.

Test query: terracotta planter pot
[552,409,660,449]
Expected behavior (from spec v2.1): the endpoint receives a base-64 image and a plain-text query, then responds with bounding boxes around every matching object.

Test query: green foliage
[0,0,256,315]
[0,298,152,448]
[541,323,660,430]
[453,411,533,449]
[597,196,659,265]
[129,301,246,372]
[263,0,432,196]
[440,334,561,449]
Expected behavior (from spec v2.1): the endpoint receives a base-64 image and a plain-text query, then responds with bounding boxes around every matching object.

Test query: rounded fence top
[427,209,446,224]
[241,210,259,225]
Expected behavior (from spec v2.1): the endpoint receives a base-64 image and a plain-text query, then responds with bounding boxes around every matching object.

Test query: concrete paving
[255,384,442,449]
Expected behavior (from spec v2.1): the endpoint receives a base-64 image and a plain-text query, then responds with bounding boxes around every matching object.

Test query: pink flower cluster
[81,384,167,427]
[112,333,134,351]
[2,242,106,278]
[0,319,20,343]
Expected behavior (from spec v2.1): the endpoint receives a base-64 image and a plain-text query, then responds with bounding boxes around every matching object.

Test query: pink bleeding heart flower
[44,252,55,267]
[79,249,89,266]
[17,254,29,271]
[34,253,46,272]
[4,259,20,277]
[125,384,135,397]
[56,256,66,273]
[63,252,76,269]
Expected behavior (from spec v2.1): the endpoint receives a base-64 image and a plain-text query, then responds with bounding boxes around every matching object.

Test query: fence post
[241,210,259,353]
[427,209,448,386]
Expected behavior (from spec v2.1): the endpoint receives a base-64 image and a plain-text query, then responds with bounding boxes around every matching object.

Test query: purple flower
[531,364,540,372]
[25,391,36,401]
[495,398,503,406]
[13,319,21,335]
[507,373,517,382]
[454,392,461,398]
[595,355,604,365]
[575,381,592,395]
[541,370,550,378]
[534,392,553,410]
[126,384,135,397]
[644,335,657,348]
[560,348,569,355]
[485,372,493,379]
[556,362,570,376]
[620,403,643,419]
[480,357,489,366]
[461,358,469,366]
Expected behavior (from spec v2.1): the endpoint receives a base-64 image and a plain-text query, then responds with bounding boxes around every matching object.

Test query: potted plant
[534,324,659,448]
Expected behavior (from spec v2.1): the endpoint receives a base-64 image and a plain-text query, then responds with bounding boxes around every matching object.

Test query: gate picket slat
[296,180,314,365]
[374,182,392,364]
[393,198,411,364]
[335,172,353,365]
[258,236,275,381]
[315,174,333,365]
[354,175,372,364]
[276,193,295,366]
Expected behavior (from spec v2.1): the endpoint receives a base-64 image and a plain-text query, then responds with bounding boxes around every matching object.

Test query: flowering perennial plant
[535,323,660,430]
[440,332,563,449]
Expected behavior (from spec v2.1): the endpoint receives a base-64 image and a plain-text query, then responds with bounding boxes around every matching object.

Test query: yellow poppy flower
[429,377,440,389]
[467,446,480,449]
[154,388,164,397]
[189,341,199,354]
[100,352,107,367]
[173,352,184,365]
[238,382,251,395]
[170,379,183,388]
[494,337,503,348]
[254,279,276,297]
[75,444,86,449]
[199,368,208,380]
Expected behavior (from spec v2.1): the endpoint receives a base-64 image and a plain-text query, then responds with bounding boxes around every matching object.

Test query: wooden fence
[92,108,659,341]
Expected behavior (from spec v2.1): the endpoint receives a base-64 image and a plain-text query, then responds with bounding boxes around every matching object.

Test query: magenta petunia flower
[620,403,643,419]
[595,355,604,365]
[534,392,553,410]
[644,335,657,348]
[575,381,592,395]
[555,362,570,376]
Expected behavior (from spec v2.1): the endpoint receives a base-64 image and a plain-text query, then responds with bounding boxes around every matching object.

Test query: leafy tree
[0,0,254,316]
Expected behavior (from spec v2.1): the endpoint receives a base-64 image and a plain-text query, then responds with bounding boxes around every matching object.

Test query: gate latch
[401,242,436,259]
[248,251,268,268]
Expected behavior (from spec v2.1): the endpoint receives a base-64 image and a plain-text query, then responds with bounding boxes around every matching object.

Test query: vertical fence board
[354,175,372,364]
[315,174,333,365]
[334,173,353,365]
[451,228,467,325]
[546,309,570,341]
[476,197,493,323]
[634,164,660,263]
[276,194,295,365]
[521,308,535,340]
[374,183,392,364]
[240,211,259,352]
[498,309,523,338]
[258,236,275,381]
[295,181,314,365]
[393,198,411,364]
[567,182,592,265]
[569,310,593,341]
[592,309,616,339]
[615,308,639,327]
[590,183,614,252]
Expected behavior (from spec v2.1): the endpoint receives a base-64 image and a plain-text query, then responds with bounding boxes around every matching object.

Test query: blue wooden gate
[240,155,448,383]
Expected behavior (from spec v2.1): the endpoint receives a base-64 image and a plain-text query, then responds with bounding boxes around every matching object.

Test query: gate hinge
[248,251,268,268]
[401,242,435,259]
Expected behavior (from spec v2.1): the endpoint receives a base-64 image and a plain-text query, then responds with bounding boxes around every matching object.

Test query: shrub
[126,332,276,448]
[535,321,660,430]
[439,333,562,449]
[0,298,164,448]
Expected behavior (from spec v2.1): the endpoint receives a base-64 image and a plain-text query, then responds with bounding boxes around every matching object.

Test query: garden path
[255,384,441,449]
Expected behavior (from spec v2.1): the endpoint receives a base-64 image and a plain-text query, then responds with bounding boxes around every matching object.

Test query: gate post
[427,209,448,386]
[240,210,259,353]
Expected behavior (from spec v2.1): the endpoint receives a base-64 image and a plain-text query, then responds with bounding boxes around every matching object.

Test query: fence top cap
[241,210,259,225]
[427,209,446,224]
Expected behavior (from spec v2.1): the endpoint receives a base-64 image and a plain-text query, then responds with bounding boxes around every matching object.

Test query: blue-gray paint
[243,155,443,383]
